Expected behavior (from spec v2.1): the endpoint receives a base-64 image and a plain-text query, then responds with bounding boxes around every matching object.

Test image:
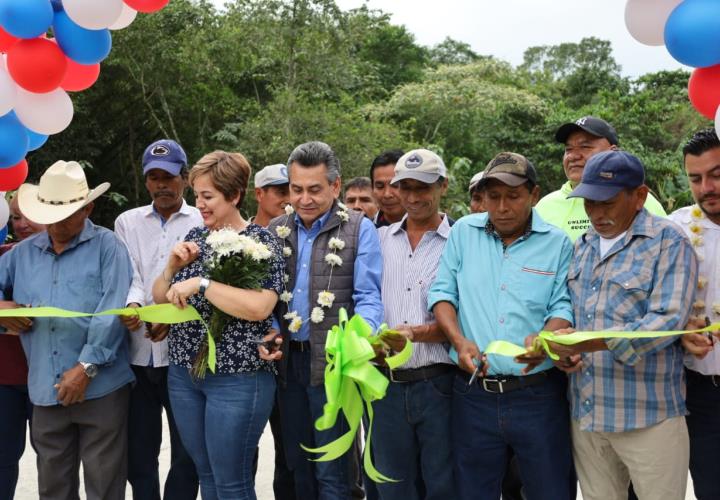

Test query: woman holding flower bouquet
[152,151,285,500]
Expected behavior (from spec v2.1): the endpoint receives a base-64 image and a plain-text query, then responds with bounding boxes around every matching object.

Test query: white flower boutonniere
[284,204,295,215]
[337,210,350,222]
[328,237,345,251]
[280,291,293,303]
[283,247,292,257]
[276,226,291,239]
[311,307,325,323]
[317,290,336,308]
[325,253,343,267]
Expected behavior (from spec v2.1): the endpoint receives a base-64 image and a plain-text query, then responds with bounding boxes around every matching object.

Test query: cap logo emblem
[151,145,170,157]
[405,153,424,169]
[576,117,588,126]
[491,154,517,168]
[599,171,614,179]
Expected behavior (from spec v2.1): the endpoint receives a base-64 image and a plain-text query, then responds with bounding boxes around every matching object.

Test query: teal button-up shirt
[428,209,574,375]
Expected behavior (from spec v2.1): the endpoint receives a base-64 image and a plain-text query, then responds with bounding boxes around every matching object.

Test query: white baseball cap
[255,164,288,188]
[391,149,447,185]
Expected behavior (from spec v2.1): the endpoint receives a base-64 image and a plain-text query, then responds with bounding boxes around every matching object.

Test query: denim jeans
[686,368,720,500]
[277,349,351,500]
[452,369,572,500]
[167,365,275,500]
[370,371,456,500]
[128,365,198,500]
[0,384,32,499]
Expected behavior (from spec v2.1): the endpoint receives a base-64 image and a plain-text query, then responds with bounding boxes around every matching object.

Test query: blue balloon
[665,0,720,68]
[0,0,53,39]
[53,10,112,65]
[26,128,48,152]
[0,111,28,169]
[0,226,7,244]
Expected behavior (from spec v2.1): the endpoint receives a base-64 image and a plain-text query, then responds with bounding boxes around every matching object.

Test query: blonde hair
[189,151,252,207]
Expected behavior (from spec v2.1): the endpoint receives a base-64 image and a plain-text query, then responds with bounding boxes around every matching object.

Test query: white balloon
[0,68,16,116]
[64,0,124,30]
[624,0,683,46]
[109,3,138,30]
[715,106,720,142]
[14,88,74,136]
[0,196,8,228]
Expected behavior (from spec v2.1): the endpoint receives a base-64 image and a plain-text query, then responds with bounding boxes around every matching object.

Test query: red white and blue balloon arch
[0,0,718,235]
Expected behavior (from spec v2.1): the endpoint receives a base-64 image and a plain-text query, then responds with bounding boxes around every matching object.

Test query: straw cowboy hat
[18,160,110,225]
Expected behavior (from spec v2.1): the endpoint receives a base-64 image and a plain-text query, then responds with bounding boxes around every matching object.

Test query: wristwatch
[80,362,98,379]
[199,278,211,296]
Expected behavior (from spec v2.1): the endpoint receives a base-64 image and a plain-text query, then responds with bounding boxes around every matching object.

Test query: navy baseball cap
[567,150,645,201]
[142,139,187,176]
[555,116,619,146]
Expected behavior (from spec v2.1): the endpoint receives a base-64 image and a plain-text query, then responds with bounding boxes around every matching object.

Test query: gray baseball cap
[391,149,447,185]
[255,164,288,188]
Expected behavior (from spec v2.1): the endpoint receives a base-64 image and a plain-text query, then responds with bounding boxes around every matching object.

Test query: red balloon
[688,65,720,119]
[61,59,100,92]
[0,27,18,53]
[7,38,68,93]
[123,0,169,14]
[0,159,28,191]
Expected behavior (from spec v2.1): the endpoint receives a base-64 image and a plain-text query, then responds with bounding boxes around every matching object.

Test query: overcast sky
[211,0,687,77]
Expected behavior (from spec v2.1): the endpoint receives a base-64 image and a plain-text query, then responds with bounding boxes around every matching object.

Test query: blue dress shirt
[281,210,383,340]
[0,219,135,406]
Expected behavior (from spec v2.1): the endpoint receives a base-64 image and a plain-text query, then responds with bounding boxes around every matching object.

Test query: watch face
[85,364,98,378]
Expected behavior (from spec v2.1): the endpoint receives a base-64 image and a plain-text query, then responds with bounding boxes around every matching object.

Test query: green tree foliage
[23,1,705,226]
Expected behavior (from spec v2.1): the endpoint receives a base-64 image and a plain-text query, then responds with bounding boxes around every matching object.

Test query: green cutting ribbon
[301,308,413,483]
[484,322,720,360]
[0,304,216,372]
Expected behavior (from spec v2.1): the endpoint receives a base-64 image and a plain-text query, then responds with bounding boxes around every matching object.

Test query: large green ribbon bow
[301,308,413,483]
[484,322,720,359]
[0,304,218,371]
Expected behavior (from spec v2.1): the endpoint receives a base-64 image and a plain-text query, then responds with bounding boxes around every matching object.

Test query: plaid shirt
[568,209,698,432]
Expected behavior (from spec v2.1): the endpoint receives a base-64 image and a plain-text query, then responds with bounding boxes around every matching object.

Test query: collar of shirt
[390,213,452,239]
[32,219,98,254]
[579,208,656,256]
[560,180,574,195]
[144,199,195,222]
[294,208,333,236]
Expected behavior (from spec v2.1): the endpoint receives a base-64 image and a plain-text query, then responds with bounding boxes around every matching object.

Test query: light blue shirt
[0,219,135,406]
[278,210,383,340]
[427,209,574,375]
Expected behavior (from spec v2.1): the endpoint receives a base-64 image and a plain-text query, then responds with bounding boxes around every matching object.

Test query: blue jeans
[686,368,720,500]
[277,349,351,500]
[452,369,572,500]
[128,365,198,500]
[0,384,32,499]
[167,365,275,500]
[371,371,456,500]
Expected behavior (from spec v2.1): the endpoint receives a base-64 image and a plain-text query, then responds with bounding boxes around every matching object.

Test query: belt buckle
[388,369,408,383]
[482,378,504,394]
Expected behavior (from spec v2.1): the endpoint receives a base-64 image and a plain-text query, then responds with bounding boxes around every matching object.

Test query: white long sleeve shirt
[114,200,203,367]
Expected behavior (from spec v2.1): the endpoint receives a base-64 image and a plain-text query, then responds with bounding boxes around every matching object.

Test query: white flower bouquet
[193,228,274,377]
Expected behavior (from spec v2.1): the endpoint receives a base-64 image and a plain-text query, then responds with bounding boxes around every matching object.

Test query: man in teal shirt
[536,116,666,241]
[429,152,574,500]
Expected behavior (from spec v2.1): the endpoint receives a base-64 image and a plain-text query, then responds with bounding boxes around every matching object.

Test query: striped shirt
[568,209,698,432]
[114,200,203,367]
[378,214,453,369]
